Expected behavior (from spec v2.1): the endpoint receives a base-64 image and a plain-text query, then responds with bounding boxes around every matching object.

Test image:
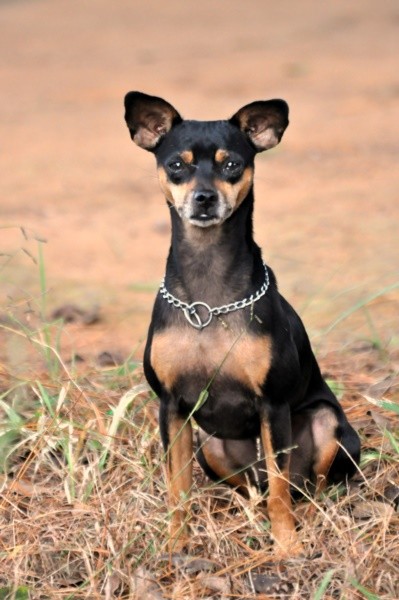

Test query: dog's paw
[273,537,304,560]
[168,522,190,554]
[271,526,303,559]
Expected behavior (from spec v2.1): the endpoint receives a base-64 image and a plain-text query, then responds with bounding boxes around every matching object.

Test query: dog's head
[124,92,289,228]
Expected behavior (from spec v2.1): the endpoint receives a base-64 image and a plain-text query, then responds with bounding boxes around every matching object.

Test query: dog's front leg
[260,403,303,558]
[159,401,193,552]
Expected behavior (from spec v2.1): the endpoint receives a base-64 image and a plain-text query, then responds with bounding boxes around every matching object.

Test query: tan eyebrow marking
[180,150,194,164]
[215,149,229,163]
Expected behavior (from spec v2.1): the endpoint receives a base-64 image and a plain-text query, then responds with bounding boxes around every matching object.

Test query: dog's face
[124,92,289,228]
[154,120,257,227]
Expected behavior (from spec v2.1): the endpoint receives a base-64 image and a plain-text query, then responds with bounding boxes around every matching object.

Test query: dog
[123,91,361,557]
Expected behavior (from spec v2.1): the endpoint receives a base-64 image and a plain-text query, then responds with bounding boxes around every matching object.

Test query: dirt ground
[1,3,399,597]
[1,0,398,369]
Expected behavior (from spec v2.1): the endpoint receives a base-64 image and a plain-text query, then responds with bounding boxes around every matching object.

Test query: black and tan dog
[124,92,360,556]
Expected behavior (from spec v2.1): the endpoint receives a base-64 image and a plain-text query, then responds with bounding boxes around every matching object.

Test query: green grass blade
[321,282,399,336]
[313,569,335,600]
[350,579,380,600]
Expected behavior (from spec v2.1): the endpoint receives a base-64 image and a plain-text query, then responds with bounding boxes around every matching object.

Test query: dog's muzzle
[187,189,231,226]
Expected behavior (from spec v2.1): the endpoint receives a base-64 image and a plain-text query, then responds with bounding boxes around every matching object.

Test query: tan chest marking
[151,326,271,395]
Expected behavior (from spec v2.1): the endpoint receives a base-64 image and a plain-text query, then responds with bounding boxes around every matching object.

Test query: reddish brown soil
[1,0,398,371]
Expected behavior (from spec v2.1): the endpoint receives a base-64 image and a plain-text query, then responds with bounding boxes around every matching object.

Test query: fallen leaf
[131,566,164,600]
[97,350,124,366]
[383,483,399,509]
[352,500,394,520]
[250,572,293,595]
[367,409,391,431]
[4,477,52,497]
[51,303,100,325]
[182,557,220,575]
[198,574,231,596]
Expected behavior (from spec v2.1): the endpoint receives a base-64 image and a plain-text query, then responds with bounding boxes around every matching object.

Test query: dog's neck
[164,190,264,306]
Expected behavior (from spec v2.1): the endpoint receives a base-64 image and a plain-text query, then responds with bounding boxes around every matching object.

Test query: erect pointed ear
[230,99,289,152]
[124,91,182,151]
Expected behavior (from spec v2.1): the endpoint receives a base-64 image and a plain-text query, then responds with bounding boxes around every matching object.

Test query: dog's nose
[193,190,218,204]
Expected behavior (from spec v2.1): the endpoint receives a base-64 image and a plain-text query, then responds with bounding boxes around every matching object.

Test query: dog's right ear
[124,92,182,151]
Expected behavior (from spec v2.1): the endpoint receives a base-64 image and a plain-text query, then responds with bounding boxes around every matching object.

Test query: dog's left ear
[124,91,182,151]
[230,100,289,152]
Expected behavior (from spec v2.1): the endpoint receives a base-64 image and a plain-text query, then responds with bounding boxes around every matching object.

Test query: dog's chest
[151,325,271,396]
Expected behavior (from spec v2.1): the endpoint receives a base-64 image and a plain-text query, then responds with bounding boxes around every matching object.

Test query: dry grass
[0,325,398,599]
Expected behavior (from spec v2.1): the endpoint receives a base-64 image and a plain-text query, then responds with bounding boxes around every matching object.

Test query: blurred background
[1,0,398,368]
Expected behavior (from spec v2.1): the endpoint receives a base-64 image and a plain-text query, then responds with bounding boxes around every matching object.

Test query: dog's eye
[224,160,242,175]
[168,160,184,173]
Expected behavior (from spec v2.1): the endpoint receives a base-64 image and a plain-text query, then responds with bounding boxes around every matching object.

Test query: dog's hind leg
[310,405,340,495]
[290,402,360,502]
[311,403,360,491]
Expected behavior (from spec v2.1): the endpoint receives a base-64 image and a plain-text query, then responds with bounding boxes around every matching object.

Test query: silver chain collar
[159,263,270,330]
